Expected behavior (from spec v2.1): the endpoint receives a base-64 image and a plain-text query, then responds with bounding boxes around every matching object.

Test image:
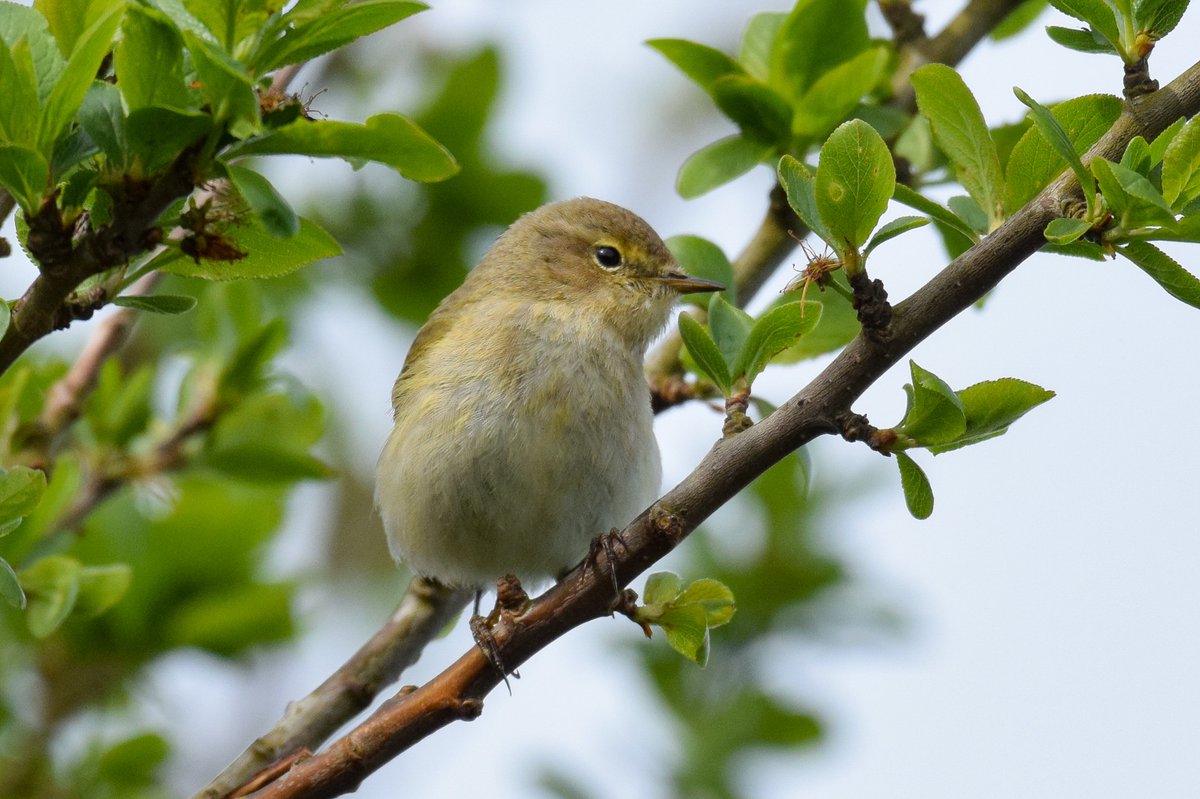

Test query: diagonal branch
[194,578,473,799]
[242,55,1200,799]
[204,5,1053,794]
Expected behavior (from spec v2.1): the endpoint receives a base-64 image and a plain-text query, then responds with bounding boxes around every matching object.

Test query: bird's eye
[593,245,622,269]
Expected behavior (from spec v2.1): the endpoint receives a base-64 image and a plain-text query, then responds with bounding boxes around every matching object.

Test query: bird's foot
[585,528,627,606]
[469,574,529,694]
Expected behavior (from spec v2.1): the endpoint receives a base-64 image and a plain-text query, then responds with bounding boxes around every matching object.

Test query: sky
[5,1,1200,798]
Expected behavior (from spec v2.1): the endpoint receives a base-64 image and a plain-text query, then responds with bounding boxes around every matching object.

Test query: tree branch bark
[195,578,473,799]
[240,45,1200,799]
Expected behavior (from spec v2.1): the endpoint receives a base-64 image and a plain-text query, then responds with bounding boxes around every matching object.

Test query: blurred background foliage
[0,10,894,799]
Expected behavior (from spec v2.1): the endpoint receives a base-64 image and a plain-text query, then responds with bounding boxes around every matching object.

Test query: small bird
[375,197,722,589]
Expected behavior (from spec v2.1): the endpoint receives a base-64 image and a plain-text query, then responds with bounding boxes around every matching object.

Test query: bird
[375,197,722,591]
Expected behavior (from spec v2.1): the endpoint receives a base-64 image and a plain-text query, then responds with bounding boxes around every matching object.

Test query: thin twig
[35,272,163,447]
[241,55,1200,799]
[195,578,472,799]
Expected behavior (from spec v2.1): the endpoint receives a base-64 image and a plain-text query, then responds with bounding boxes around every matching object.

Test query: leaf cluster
[1046,0,1189,62]
[886,362,1055,519]
[0,0,458,332]
[650,0,892,199]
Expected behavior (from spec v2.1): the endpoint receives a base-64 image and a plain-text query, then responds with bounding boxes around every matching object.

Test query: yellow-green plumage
[375,197,720,587]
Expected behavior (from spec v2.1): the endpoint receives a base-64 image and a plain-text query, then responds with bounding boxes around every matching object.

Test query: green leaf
[892,183,980,244]
[1149,117,1186,165]
[0,145,49,213]
[1044,216,1093,243]
[930,378,1055,454]
[911,65,1004,229]
[993,0,1051,39]
[0,465,47,526]
[1106,158,1177,226]
[182,30,259,139]
[815,119,896,252]
[126,106,212,173]
[77,81,126,166]
[1134,0,1189,36]
[165,581,294,655]
[8,454,80,559]
[738,12,786,82]
[1046,24,1120,53]
[677,134,772,199]
[771,0,869,102]
[678,312,732,395]
[227,164,299,238]
[252,1,427,73]
[160,216,341,280]
[646,38,744,94]
[948,195,989,234]
[2,4,65,108]
[0,35,41,145]
[114,4,189,110]
[775,272,860,361]
[1118,240,1200,308]
[660,604,711,667]
[85,361,153,447]
[1092,157,1129,219]
[1162,114,1200,209]
[792,46,889,140]
[777,154,834,247]
[863,215,929,258]
[0,299,9,340]
[19,554,81,637]
[1014,87,1097,208]
[37,5,123,155]
[712,75,791,144]
[676,578,736,627]
[895,451,934,519]
[112,294,198,314]
[1120,135,1152,173]
[900,361,967,445]
[0,557,24,608]
[226,113,458,183]
[666,235,735,306]
[1048,0,1122,44]
[708,293,754,372]
[642,571,683,605]
[732,300,821,384]
[202,446,334,482]
[73,563,132,617]
[217,320,287,398]
[1136,214,1200,242]
[97,733,170,786]
[1005,93,1122,210]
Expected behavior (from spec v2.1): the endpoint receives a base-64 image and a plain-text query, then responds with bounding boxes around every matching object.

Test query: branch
[195,578,472,799]
[0,144,202,377]
[33,272,163,450]
[241,57,1200,799]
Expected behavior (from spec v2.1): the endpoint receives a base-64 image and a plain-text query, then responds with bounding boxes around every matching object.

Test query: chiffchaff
[375,197,722,588]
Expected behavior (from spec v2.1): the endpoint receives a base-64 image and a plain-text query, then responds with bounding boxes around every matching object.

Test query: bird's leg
[584,528,627,606]
[469,574,529,693]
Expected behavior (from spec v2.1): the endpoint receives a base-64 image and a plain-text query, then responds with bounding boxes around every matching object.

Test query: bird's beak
[653,271,725,295]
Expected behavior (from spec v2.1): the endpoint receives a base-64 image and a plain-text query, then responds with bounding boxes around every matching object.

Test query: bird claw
[585,528,627,605]
[470,575,528,694]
